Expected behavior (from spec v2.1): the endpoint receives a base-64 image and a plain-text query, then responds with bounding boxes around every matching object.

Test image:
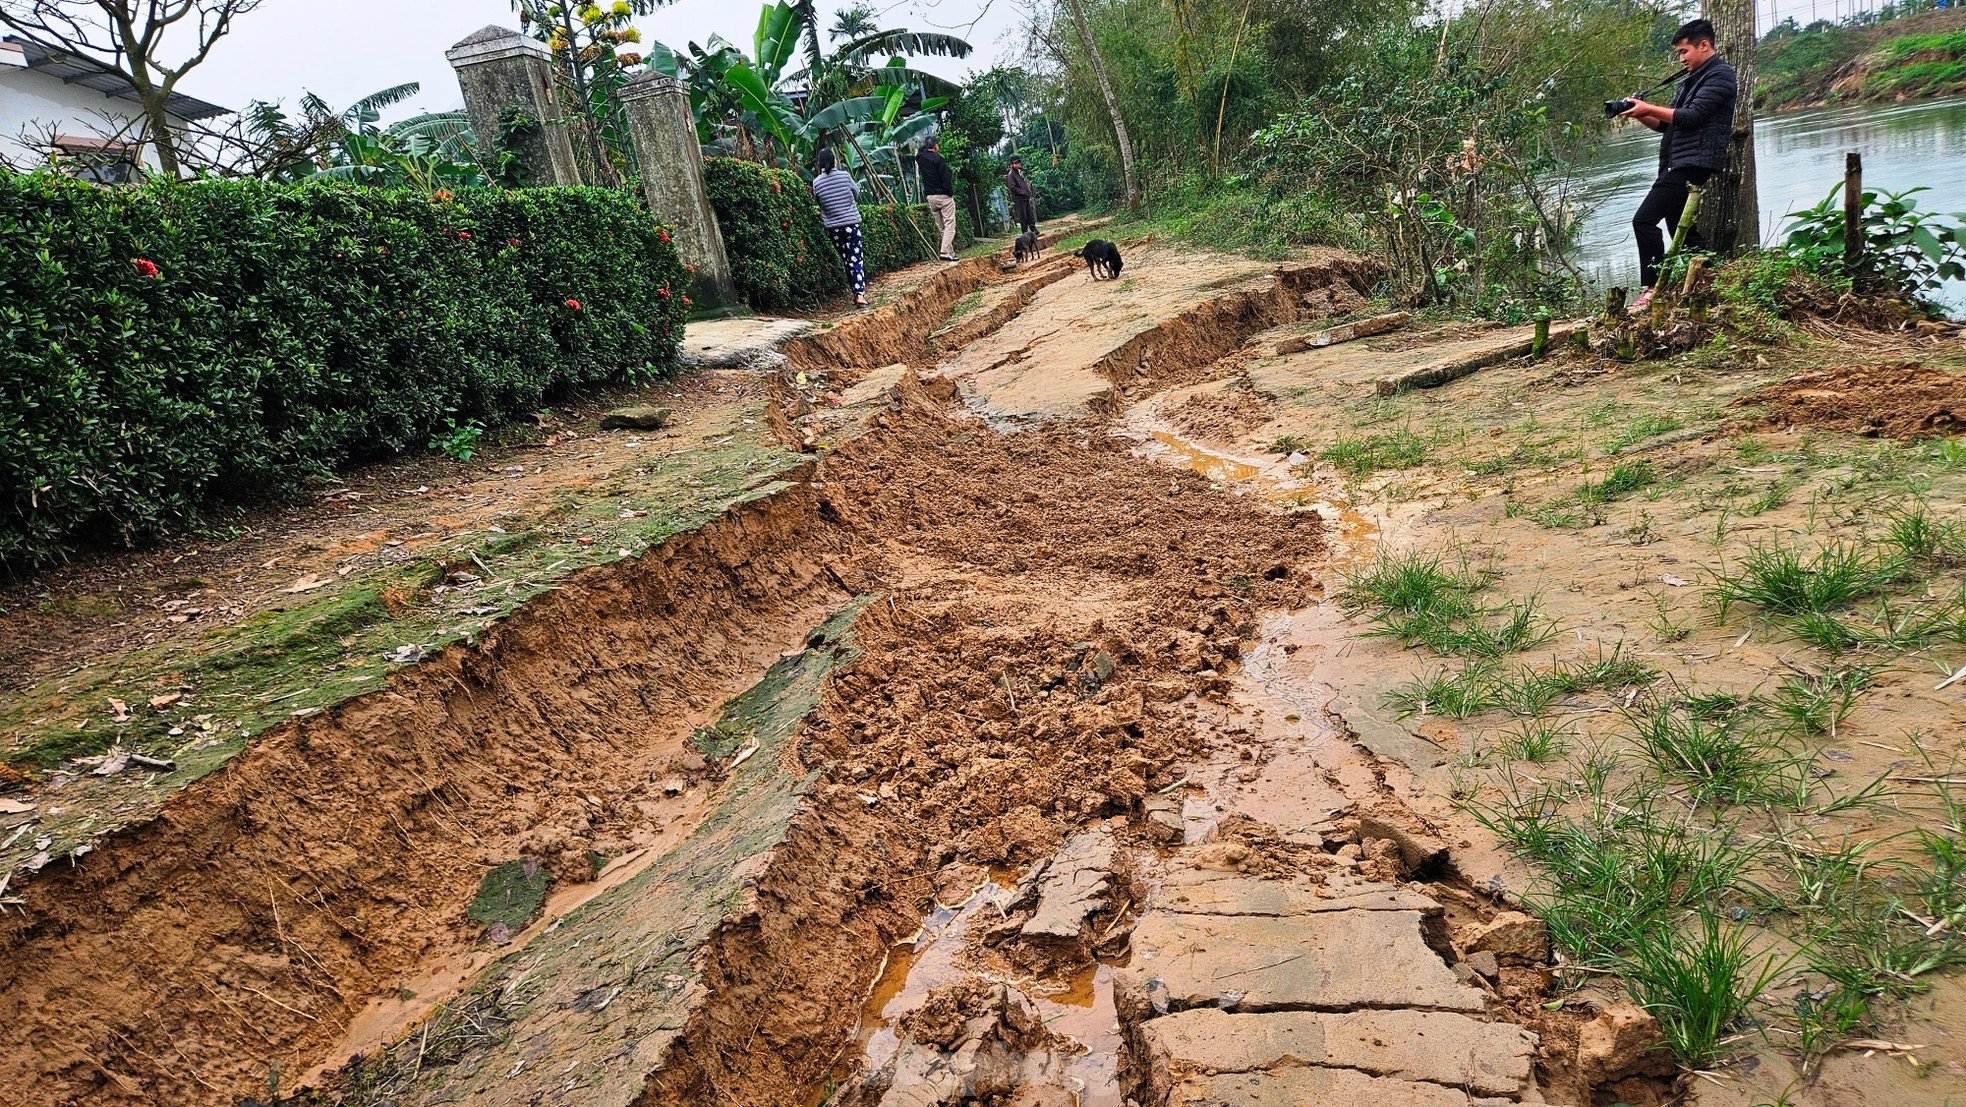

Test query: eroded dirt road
[7,235,1961,1107]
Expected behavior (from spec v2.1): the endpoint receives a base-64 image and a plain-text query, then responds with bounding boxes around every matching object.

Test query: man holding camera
[1618,18,1738,311]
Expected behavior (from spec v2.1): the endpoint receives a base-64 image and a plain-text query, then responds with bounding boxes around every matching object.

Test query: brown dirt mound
[644,396,1322,1105]
[1166,383,1274,446]
[1742,361,1966,439]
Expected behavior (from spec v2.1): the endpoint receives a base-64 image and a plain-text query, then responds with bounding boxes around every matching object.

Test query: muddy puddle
[826,874,1126,1107]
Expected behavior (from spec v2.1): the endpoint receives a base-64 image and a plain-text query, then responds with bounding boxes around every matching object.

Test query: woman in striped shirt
[810,148,867,307]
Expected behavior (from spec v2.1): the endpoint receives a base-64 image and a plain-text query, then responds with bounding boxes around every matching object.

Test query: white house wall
[0,59,180,172]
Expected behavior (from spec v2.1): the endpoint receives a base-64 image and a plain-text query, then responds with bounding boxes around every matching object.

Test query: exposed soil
[1164,380,1275,446]
[1742,359,1966,439]
[644,395,1322,1106]
[12,227,1959,1107]
[1124,311,1966,1106]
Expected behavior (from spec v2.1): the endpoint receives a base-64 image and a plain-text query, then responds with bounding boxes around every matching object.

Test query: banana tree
[650,0,965,175]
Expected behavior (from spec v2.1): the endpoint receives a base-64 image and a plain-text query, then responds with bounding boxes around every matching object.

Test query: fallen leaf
[148,692,182,711]
[283,573,331,594]
[108,698,130,722]
[0,798,34,815]
[1661,573,1690,587]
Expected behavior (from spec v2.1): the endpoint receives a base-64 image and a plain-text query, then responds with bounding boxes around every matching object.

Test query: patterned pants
[827,224,866,297]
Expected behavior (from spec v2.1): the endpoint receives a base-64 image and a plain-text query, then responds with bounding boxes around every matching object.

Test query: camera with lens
[1603,98,1636,117]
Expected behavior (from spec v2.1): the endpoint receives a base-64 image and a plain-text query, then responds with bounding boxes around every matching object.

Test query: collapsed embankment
[0,249,1040,1106]
[3,241,1386,1107]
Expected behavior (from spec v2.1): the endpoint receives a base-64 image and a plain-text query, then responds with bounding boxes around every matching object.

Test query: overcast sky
[185,0,1028,120]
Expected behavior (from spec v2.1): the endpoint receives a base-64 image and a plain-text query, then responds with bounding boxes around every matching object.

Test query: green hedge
[0,175,689,572]
[702,158,846,310]
[860,200,976,273]
[704,157,978,310]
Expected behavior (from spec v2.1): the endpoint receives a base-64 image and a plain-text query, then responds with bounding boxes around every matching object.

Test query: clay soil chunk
[1139,1007,1536,1098]
[1125,909,1484,1014]
[1021,828,1117,943]
[1167,1063,1516,1107]
[1156,866,1442,918]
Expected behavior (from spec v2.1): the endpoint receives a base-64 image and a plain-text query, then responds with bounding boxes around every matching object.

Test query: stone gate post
[445,26,582,188]
[619,71,738,308]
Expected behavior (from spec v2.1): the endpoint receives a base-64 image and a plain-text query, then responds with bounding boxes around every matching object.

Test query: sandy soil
[1120,313,1966,1106]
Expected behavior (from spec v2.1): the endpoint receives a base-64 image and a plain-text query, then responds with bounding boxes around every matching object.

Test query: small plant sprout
[432,417,486,462]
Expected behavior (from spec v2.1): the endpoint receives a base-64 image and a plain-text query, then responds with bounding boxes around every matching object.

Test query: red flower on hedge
[683,263,695,273]
[458,231,472,240]
[682,295,692,306]
[659,229,670,243]
[131,257,161,279]
[432,189,454,202]
[565,298,582,310]
[779,220,789,229]
[658,287,670,299]
[509,237,521,248]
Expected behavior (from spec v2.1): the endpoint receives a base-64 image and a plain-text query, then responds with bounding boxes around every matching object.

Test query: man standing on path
[917,137,960,262]
[1006,155,1038,236]
[1619,17,1738,311]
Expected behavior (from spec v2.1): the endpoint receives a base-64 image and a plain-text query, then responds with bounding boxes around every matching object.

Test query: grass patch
[1494,719,1569,762]
[1341,548,1561,659]
[1608,412,1685,453]
[1768,666,1872,738]
[1321,424,1437,478]
[1710,540,1904,622]
[1623,911,1789,1067]
[1384,663,1499,718]
[1627,704,1810,808]
[1527,461,1660,529]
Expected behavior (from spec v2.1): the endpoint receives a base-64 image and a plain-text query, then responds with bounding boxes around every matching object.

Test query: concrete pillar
[445,25,581,188]
[619,71,737,308]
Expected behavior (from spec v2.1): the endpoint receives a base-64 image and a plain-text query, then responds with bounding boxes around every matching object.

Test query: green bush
[702,157,846,310]
[0,174,689,572]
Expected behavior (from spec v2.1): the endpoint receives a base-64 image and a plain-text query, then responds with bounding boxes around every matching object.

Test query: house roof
[2,36,230,121]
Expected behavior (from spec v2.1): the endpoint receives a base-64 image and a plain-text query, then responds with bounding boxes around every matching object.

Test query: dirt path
[5,233,1963,1107]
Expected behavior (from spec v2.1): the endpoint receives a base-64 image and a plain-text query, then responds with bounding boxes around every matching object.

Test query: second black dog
[1078,239,1122,280]
[1014,230,1040,262]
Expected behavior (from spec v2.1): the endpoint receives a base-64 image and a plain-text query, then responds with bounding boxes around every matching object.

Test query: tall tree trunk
[1700,0,1759,253]
[557,8,605,186]
[1061,0,1140,212]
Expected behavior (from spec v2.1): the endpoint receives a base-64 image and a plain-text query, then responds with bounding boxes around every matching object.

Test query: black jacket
[1006,166,1033,199]
[917,149,954,197]
[1658,56,1738,174]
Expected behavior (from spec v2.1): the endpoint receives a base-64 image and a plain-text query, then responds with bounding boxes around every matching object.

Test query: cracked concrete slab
[1123,909,1484,1014]
[1138,1007,1536,1097]
[1165,1063,1517,1107]
[1154,867,1444,918]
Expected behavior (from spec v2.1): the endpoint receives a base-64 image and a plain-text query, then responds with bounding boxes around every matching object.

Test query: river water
[1570,95,1966,314]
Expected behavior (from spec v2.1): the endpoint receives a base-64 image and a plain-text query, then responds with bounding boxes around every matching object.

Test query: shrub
[0,174,689,572]
[701,157,846,310]
[860,200,976,273]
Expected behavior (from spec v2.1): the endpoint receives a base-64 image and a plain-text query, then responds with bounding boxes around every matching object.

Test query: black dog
[1078,239,1122,280]
[1014,230,1040,263]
